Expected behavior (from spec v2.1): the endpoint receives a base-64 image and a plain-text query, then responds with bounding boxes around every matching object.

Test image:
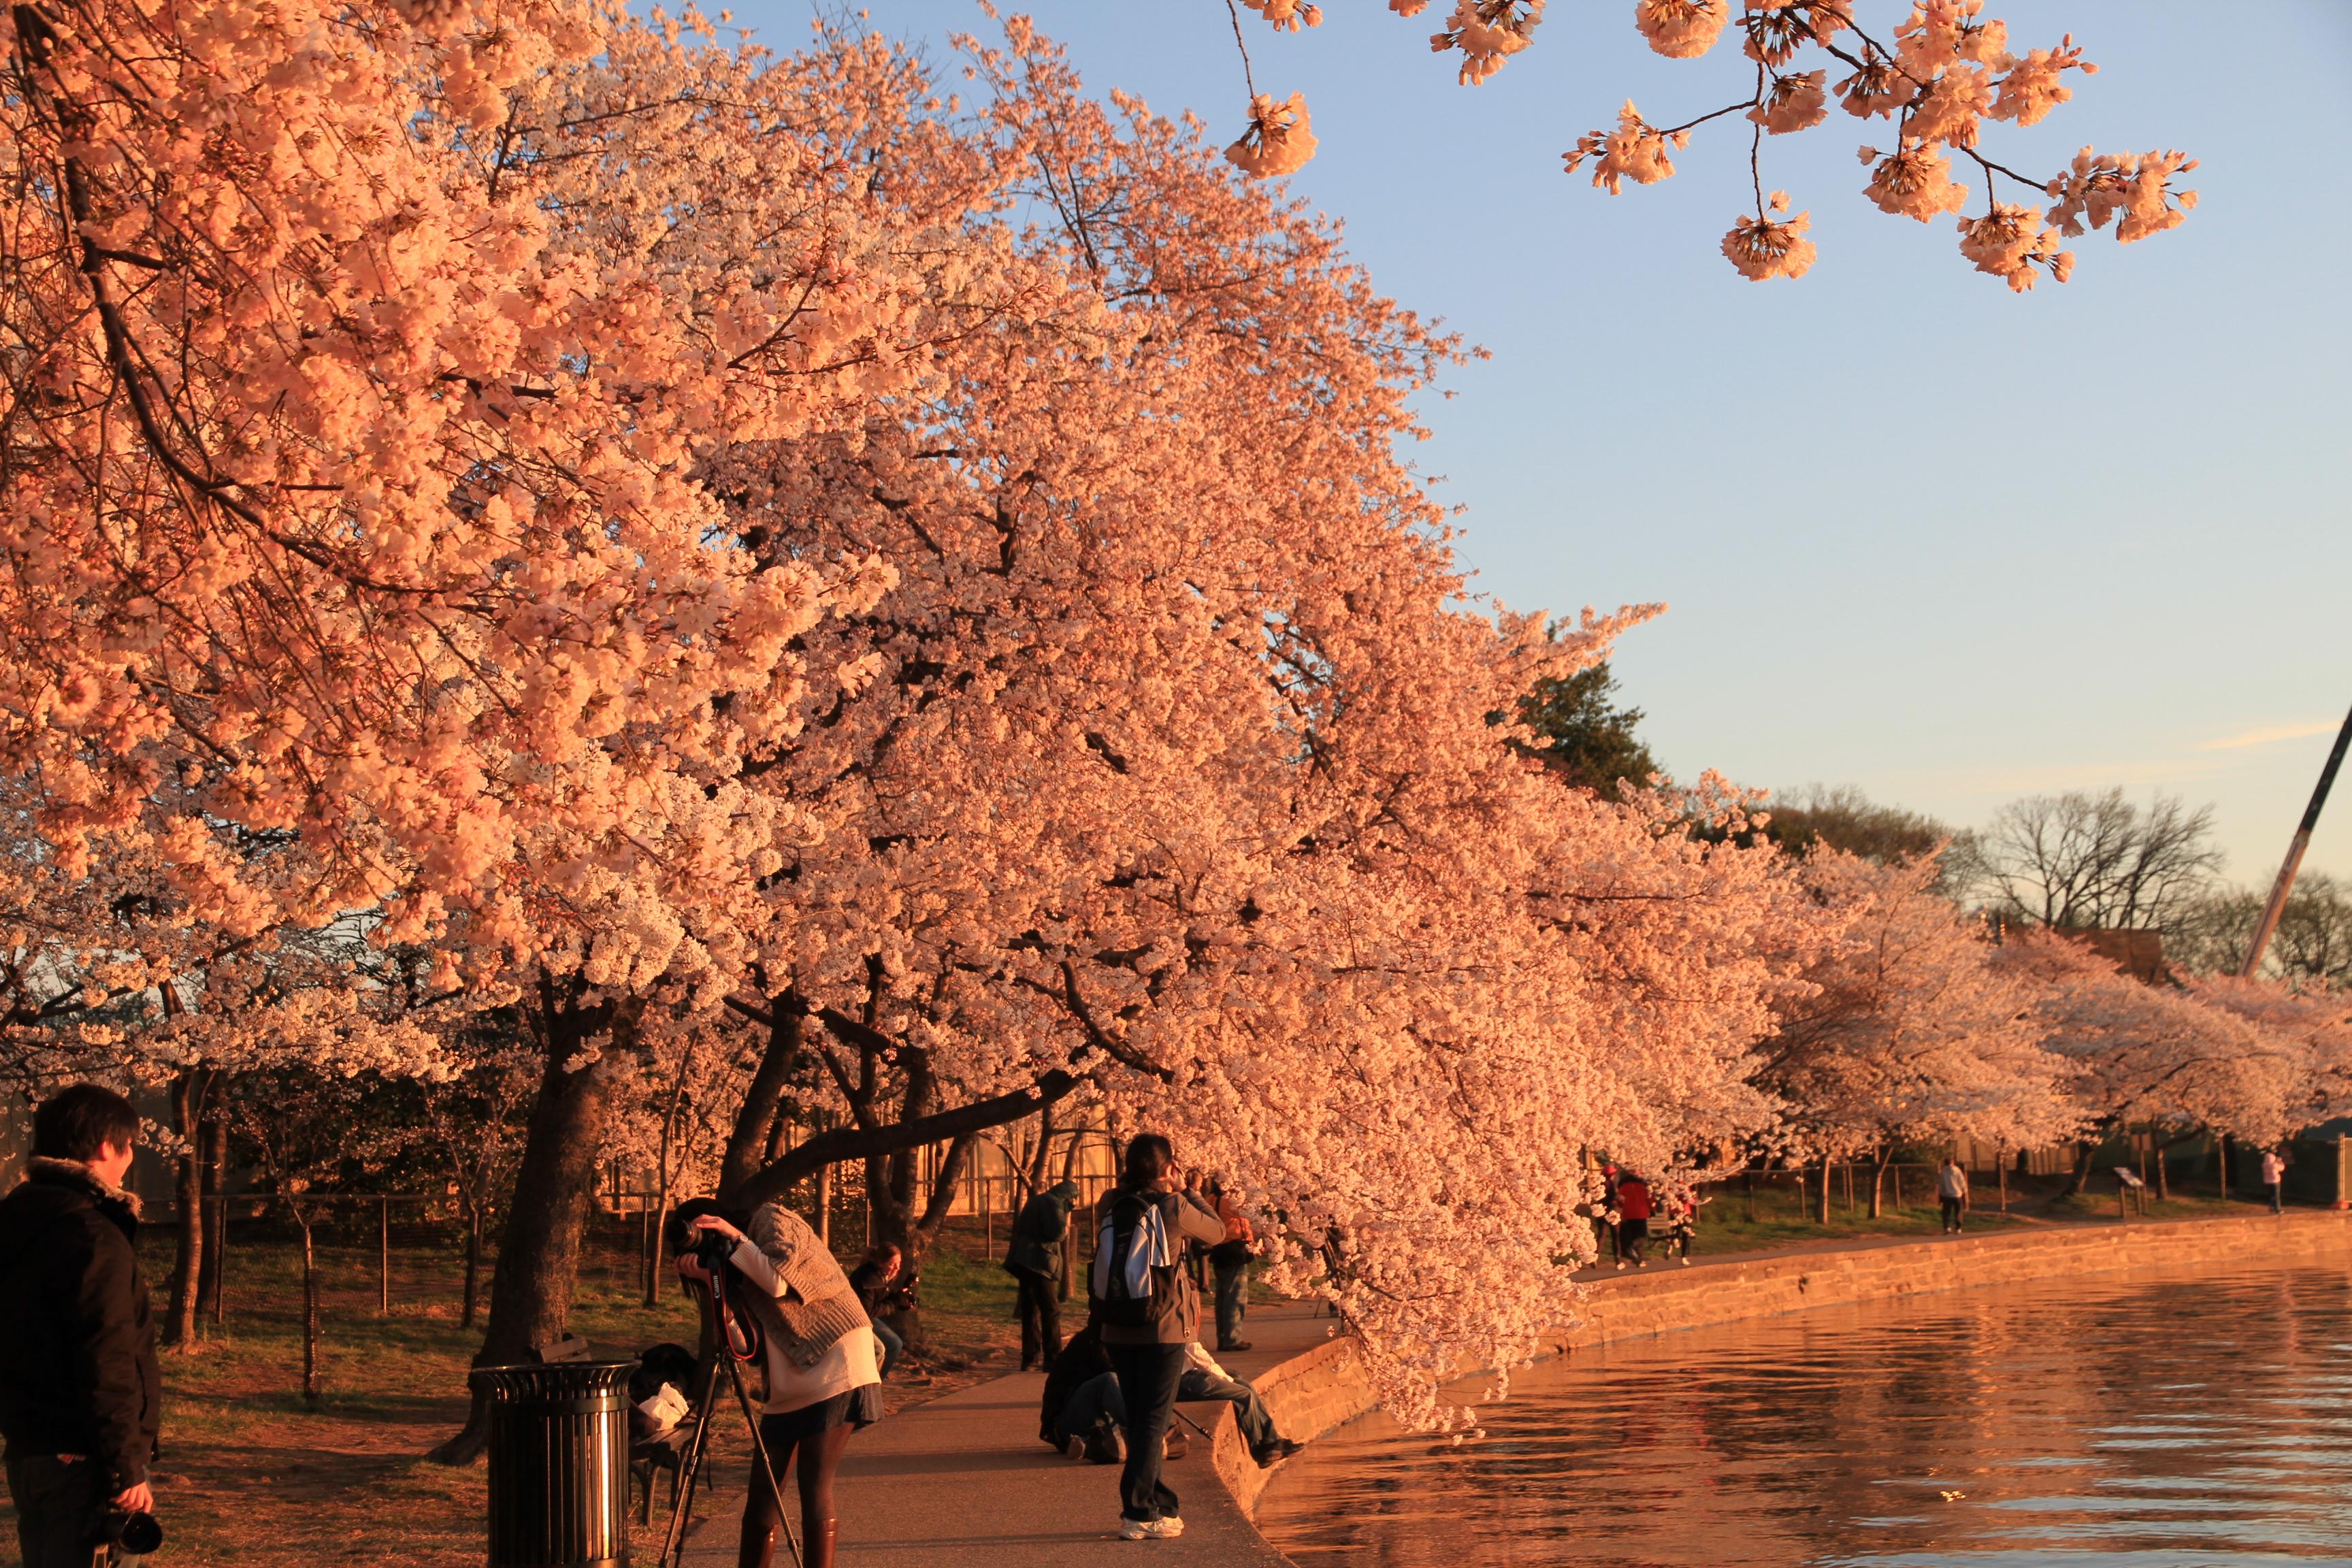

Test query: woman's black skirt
[758,1382,884,1446]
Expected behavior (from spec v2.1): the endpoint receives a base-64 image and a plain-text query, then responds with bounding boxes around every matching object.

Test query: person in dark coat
[1003,1180,1079,1371]
[847,1245,909,1377]
[0,1084,161,1568]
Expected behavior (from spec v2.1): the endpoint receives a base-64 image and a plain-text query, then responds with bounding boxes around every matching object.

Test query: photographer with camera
[0,1085,162,1568]
[669,1197,881,1568]
[1091,1134,1224,1542]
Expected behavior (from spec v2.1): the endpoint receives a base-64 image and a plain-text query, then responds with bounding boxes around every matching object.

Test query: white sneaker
[1614,1260,1627,1271]
[1120,1517,1185,1540]
[1680,1256,1691,1267]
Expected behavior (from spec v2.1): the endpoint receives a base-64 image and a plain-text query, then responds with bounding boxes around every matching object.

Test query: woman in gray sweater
[679,1200,881,1568]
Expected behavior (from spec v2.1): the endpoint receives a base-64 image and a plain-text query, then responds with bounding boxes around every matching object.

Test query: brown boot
[804,1519,838,1568]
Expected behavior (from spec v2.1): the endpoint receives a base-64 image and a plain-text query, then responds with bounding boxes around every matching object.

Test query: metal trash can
[478,1361,635,1567]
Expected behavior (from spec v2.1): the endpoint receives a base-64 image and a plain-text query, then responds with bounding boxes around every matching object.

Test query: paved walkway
[674,1211,2276,1567]
[679,1303,1334,1567]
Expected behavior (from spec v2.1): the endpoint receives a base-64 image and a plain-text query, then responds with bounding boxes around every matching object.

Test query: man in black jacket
[0,1084,161,1568]
[1002,1180,1078,1371]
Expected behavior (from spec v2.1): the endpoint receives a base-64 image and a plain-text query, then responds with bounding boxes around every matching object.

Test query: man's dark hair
[31,1083,139,1162]
[1122,1133,1175,1188]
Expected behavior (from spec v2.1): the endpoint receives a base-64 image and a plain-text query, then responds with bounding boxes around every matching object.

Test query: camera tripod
[655,1278,804,1568]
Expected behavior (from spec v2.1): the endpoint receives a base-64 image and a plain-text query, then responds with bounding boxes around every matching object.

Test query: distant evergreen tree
[1518,663,1661,795]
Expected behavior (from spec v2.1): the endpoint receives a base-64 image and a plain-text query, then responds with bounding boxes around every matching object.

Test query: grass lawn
[0,1216,1023,1568]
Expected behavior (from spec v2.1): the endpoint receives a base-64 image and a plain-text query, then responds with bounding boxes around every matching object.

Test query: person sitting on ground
[1041,1326,1301,1469]
[848,1244,911,1379]
[1614,1169,1652,1269]
[1177,1341,1305,1467]
[1040,1321,1125,1463]
[1003,1180,1079,1371]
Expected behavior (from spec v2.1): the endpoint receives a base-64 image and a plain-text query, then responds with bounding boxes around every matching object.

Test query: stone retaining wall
[1219,1211,2352,1524]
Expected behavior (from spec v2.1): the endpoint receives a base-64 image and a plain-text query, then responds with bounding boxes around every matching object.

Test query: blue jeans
[1179,1366,1279,1452]
[1105,1343,1187,1522]
[1055,1370,1125,1445]
[873,1320,904,1378]
[1212,1257,1248,1347]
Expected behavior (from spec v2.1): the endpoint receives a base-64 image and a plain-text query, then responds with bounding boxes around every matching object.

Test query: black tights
[738,1418,853,1568]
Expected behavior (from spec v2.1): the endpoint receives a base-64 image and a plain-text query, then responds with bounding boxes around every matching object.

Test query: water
[1255,1265,2352,1567]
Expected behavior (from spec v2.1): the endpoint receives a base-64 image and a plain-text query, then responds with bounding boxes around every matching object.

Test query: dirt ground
[0,1218,1025,1568]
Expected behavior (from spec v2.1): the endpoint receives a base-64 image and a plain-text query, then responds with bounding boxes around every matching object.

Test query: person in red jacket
[1614,1171,1653,1270]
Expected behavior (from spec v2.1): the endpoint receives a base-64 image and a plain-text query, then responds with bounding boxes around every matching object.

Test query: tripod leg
[721,1351,804,1568]
[659,1369,725,1568]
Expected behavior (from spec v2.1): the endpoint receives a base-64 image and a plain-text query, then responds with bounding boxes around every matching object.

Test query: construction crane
[2240,702,2352,978]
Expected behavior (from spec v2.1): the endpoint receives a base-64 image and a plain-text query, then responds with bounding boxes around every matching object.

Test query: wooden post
[378,1196,391,1316]
[301,1216,321,1407]
[210,1196,228,1325]
[983,1171,994,1255]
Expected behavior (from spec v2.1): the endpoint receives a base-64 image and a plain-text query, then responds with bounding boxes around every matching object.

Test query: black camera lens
[108,1509,163,1554]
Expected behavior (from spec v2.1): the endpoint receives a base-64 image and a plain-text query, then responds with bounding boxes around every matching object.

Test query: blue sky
[738,1,2352,884]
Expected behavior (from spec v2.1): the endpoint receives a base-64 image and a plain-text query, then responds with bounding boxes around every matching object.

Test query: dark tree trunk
[1868,1149,1891,1219]
[196,1108,225,1321]
[1815,1152,1832,1225]
[720,999,802,1198]
[164,1067,210,1349]
[2066,1139,2097,1198]
[429,980,632,1464]
[461,1205,483,1330]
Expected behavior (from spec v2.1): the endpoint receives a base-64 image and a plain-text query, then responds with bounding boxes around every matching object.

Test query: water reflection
[1256,1267,2352,1567]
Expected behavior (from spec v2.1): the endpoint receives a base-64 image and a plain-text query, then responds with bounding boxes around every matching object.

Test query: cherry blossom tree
[1759,849,2075,1218]
[1214,0,2195,287]
[1997,929,2306,1192]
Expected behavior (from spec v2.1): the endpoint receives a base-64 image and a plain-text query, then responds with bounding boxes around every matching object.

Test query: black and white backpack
[1090,1190,1178,1330]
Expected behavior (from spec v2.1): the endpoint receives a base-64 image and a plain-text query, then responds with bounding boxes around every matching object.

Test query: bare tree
[1953,789,2223,932]
[2170,873,2352,984]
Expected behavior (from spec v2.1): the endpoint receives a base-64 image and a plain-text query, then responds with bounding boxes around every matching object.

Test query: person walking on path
[1614,1171,1652,1269]
[1206,1175,1255,1352]
[1938,1158,1970,1234]
[1003,1181,1079,1371]
[0,1084,161,1568]
[1665,1189,1705,1266]
[675,1198,883,1568]
[1092,1133,1224,1541]
[2261,1147,2288,1214]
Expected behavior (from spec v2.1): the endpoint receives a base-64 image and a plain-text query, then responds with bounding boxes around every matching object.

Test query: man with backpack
[1003,1180,1079,1371]
[1090,1133,1224,1541]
